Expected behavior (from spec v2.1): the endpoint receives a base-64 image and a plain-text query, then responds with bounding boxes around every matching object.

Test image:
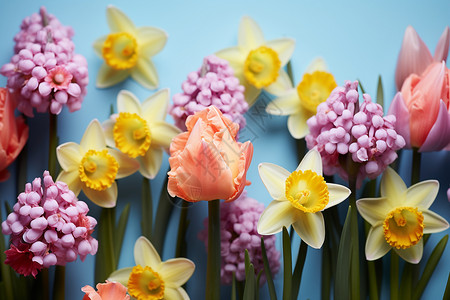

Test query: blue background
[1,1,450,299]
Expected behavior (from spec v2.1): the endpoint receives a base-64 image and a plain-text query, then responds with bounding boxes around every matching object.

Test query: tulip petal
[257,200,294,235]
[380,167,406,203]
[131,58,159,90]
[266,91,298,116]
[365,223,391,261]
[324,183,351,209]
[292,211,325,249]
[102,118,116,148]
[138,147,163,179]
[387,92,411,148]
[258,163,290,200]
[56,170,82,196]
[56,142,82,171]
[108,149,140,178]
[95,281,129,299]
[106,5,136,34]
[264,70,293,96]
[405,180,439,209]
[80,120,107,150]
[134,236,161,267]
[164,287,189,300]
[265,38,295,66]
[422,210,449,234]
[419,100,450,152]
[137,27,168,57]
[288,111,310,139]
[150,122,181,150]
[96,63,130,89]
[434,26,450,62]
[82,182,117,208]
[296,148,322,175]
[107,267,133,285]
[81,285,101,300]
[159,258,195,287]
[238,16,265,51]
[117,90,141,115]
[356,197,390,226]
[394,239,423,264]
[142,89,169,122]
[305,57,328,73]
[93,36,107,57]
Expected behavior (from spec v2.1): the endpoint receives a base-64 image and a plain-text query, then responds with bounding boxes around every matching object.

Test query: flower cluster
[170,55,248,132]
[199,191,280,284]
[1,171,98,277]
[0,7,88,117]
[306,81,405,183]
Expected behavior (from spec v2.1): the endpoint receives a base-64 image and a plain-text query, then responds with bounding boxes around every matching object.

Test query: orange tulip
[168,106,253,202]
[0,88,29,181]
[82,280,130,300]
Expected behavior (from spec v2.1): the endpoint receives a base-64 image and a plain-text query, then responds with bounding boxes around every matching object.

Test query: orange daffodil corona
[357,167,449,264]
[216,16,295,106]
[108,237,195,300]
[103,89,181,179]
[257,149,351,248]
[56,120,140,208]
[266,58,337,139]
[93,6,168,89]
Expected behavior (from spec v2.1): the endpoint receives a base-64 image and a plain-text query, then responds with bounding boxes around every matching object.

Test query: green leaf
[0,205,14,300]
[256,270,263,300]
[114,203,131,265]
[292,240,307,299]
[282,227,292,300]
[141,177,152,240]
[443,272,450,300]
[376,75,384,107]
[261,237,277,300]
[243,250,256,300]
[321,239,331,300]
[365,221,379,300]
[231,273,237,300]
[358,80,366,94]
[334,206,352,300]
[287,60,295,86]
[95,207,116,283]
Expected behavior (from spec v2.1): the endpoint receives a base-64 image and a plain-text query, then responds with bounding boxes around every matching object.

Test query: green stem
[295,138,306,164]
[292,240,307,299]
[390,252,399,300]
[286,60,295,85]
[141,177,152,240]
[52,266,65,300]
[365,221,379,300]
[48,114,58,176]
[282,227,292,300]
[349,175,360,300]
[175,200,189,258]
[411,148,421,185]
[205,200,220,300]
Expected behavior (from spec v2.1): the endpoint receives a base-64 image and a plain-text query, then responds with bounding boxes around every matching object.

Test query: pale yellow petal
[258,163,290,200]
[102,118,116,148]
[150,121,181,150]
[215,46,246,71]
[137,26,168,57]
[56,142,83,171]
[238,16,265,50]
[134,236,161,267]
[296,148,323,175]
[356,197,390,226]
[106,5,136,34]
[107,267,133,285]
[305,57,328,73]
[142,88,169,122]
[108,149,140,178]
[324,183,351,209]
[96,63,131,89]
[80,120,107,150]
[164,287,189,300]
[117,90,141,115]
[394,239,423,264]
[56,170,81,196]
[264,70,293,95]
[159,258,195,287]
[265,38,295,66]
[405,180,439,209]
[82,182,117,208]
[292,211,325,249]
[93,36,107,57]
[422,210,449,234]
[266,90,299,116]
[380,167,407,204]
[131,58,159,90]
[137,147,163,179]
[365,223,391,261]
[257,200,294,235]
[288,112,310,139]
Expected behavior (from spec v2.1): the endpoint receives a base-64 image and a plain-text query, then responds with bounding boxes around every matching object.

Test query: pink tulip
[168,106,253,202]
[0,88,29,181]
[395,26,449,90]
[389,62,450,151]
[82,281,130,300]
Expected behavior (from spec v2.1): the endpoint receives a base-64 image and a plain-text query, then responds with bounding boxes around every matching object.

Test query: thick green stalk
[411,148,421,185]
[152,173,175,254]
[292,241,307,299]
[141,177,152,240]
[365,221,379,300]
[282,227,292,300]
[205,200,220,300]
[175,200,189,258]
[52,266,65,300]
[0,204,14,300]
[48,114,58,177]
[349,174,360,300]
[390,252,399,300]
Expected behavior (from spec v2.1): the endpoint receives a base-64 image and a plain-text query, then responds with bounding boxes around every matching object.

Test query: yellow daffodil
[257,149,351,248]
[266,58,337,139]
[356,167,449,264]
[93,5,168,89]
[216,16,295,106]
[108,236,195,300]
[103,89,181,179]
[56,120,140,208]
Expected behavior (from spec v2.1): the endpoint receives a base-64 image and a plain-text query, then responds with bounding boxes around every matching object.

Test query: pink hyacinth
[198,191,280,284]
[306,81,405,185]
[1,171,97,277]
[170,55,248,132]
[0,7,88,117]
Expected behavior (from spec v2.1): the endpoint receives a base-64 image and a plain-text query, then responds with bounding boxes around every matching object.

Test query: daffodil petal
[107,267,133,285]
[137,26,168,57]
[292,211,325,249]
[131,58,159,90]
[394,239,423,264]
[215,46,245,70]
[150,122,181,150]
[264,70,293,96]
[257,200,294,235]
[265,38,295,66]
[159,258,195,287]
[106,5,136,34]
[164,287,189,300]
[80,120,107,150]
[93,36,107,57]
[108,149,139,179]
[117,90,141,115]
[82,182,117,208]
[137,147,163,179]
[422,210,450,233]
[134,236,161,267]
[380,167,407,203]
[56,142,82,171]
[142,88,169,122]
[56,170,82,195]
[405,180,439,209]
[324,183,351,209]
[102,118,116,148]
[266,90,299,116]
[365,223,391,261]
[238,16,264,50]
[258,163,290,200]
[305,57,328,73]
[96,63,131,89]
[296,148,323,175]
[288,112,310,139]
[356,197,390,226]
[243,82,261,107]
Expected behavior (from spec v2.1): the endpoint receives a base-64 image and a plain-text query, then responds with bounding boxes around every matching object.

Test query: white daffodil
[216,16,295,106]
[56,120,140,208]
[357,167,449,264]
[93,5,168,89]
[257,149,351,248]
[103,89,181,179]
[108,236,195,300]
[266,58,337,139]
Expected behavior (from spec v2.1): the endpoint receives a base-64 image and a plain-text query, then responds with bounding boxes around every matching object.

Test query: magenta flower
[1,171,98,277]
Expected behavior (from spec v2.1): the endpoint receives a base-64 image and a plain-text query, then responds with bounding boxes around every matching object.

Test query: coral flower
[257,149,351,249]
[93,6,167,89]
[44,66,73,90]
[103,89,181,179]
[356,167,449,263]
[108,236,195,300]
[266,58,337,139]
[82,281,130,300]
[56,120,140,207]
[388,62,450,151]
[216,16,295,106]
[395,26,449,90]
[0,88,29,181]
[168,106,253,202]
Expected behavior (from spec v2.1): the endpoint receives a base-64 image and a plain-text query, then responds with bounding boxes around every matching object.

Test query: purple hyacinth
[170,55,248,132]
[306,80,405,185]
[1,171,97,277]
[198,191,280,284]
[0,7,88,117]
